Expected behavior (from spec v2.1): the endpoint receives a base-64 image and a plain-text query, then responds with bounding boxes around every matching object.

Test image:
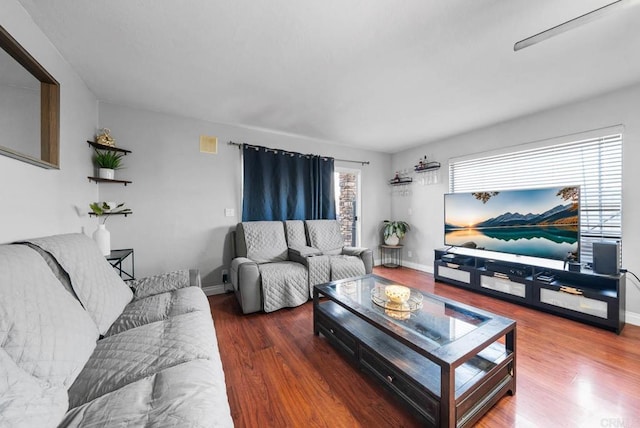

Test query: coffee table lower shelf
[315,301,515,427]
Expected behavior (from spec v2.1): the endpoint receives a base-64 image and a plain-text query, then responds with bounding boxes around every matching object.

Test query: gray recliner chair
[230,221,310,314]
[304,219,373,282]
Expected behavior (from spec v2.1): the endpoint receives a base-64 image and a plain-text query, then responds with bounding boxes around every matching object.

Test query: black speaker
[592,242,619,275]
[567,262,581,272]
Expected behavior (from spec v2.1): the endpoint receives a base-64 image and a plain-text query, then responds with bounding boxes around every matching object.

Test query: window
[449,131,623,264]
[334,168,361,246]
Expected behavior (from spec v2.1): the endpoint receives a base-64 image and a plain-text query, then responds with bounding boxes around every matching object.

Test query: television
[444,186,580,261]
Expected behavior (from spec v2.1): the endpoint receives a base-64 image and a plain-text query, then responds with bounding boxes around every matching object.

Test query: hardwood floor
[208,267,640,427]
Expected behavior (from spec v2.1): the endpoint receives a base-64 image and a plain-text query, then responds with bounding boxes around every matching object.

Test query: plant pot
[98,168,115,180]
[384,233,400,246]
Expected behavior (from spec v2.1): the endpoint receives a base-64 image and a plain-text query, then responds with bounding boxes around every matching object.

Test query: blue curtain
[242,145,336,221]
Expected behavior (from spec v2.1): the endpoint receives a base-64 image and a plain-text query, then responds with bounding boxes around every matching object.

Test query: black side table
[106,248,135,281]
[379,244,403,268]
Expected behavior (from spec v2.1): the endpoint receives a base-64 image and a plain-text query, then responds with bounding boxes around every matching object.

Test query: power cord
[620,268,640,283]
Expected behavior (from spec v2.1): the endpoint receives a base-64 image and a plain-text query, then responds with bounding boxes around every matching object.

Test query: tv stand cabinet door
[435,261,477,289]
[478,273,531,303]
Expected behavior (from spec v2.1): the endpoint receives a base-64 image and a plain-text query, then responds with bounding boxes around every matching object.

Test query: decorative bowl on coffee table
[371,283,423,314]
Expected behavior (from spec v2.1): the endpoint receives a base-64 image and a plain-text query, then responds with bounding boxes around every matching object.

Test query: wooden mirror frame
[0,25,60,169]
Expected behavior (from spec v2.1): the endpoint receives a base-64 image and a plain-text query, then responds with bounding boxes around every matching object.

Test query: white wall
[0,0,98,243]
[390,82,640,322]
[97,102,391,286]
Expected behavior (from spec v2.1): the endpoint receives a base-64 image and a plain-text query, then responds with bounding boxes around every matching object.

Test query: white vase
[93,224,111,255]
[98,168,115,180]
[385,233,400,246]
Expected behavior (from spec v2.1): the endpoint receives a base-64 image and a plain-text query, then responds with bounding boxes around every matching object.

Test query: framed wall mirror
[0,25,60,169]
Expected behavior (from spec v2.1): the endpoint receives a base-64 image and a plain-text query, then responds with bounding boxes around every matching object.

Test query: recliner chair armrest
[131,269,195,300]
[230,257,262,314]
[342,247,374,274]
[342,246,367,256]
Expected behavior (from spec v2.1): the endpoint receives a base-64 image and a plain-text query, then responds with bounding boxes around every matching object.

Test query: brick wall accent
[338,172,357,246]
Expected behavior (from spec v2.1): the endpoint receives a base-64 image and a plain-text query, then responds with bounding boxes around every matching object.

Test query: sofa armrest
[343,246,366,256]
[343,247,374,274]
[131,269,196,300]
[230,257,262,314]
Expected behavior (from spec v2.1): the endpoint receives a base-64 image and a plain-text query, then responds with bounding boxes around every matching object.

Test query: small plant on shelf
[93,149,125,180]
[381,220,410,245]
[90,202,132,223]
[94,149,124,170]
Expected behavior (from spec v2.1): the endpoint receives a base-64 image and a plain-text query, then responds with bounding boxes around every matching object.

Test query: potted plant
[94,149,124,180]
[382,220,410,246]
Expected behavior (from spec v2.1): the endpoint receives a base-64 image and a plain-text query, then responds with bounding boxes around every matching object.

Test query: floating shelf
[88,212,132,217]
[414,161,441,172]
[389,178,413,186]
[88,176,132,186]
[87,141,131,154]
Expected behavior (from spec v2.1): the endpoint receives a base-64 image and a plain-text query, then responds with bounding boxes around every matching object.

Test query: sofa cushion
[238,221,288,263]
[20,242,77,299]
[131,269,193,300]
[0,349,69,428]
[59,359,233,428]
[305,220,345,255]
[68,311,219,407]
[284,220,307,248]
[24,234,133,335]
[105,286,210,337]
[0,245,99,388]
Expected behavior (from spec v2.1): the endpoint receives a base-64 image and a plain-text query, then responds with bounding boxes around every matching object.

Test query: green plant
[94,149,124,169]
[382,220,410,240]
[90,202,132,224]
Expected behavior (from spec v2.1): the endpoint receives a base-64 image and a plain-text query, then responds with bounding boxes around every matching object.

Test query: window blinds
[448,134,623,263]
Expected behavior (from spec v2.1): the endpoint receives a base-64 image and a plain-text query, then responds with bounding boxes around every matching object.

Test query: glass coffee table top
[319,275,491,347]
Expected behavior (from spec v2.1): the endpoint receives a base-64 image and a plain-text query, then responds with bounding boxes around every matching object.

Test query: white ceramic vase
[93,224,111,255]
[98,168,115,180]
[384,233,400,246]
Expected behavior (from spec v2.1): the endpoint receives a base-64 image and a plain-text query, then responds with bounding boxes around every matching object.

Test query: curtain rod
[228,141,370,166]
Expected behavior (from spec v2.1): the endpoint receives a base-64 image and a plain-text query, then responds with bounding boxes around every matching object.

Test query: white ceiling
[17,0,640,153]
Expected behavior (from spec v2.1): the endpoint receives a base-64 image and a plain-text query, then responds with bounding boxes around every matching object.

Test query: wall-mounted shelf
[88,176,132,186]
[389,178,413,186]
[88,212,132,217]
[87,140,131,154]
[414,161,440,172]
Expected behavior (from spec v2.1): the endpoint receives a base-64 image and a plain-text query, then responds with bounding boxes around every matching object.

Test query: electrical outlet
[407,251,413,258]
[222,269,229,283]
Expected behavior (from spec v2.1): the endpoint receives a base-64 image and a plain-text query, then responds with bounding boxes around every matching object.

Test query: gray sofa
[0,233,233,428]
[231,220,373,314]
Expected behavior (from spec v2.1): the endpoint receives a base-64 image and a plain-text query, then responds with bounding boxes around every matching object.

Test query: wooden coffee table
[313,274,516,428]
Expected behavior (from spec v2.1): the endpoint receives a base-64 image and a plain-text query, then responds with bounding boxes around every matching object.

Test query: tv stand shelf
[434,249,625,334]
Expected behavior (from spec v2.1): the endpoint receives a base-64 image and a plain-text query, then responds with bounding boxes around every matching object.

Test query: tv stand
[434,249,625,333]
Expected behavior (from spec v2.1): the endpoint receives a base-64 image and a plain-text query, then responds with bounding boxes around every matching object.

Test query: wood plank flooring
[208,267,640,427]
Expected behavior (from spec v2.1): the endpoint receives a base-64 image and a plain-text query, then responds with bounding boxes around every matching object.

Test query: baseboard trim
[625,310,640,327]
[401,261,433,274]
[375,259,433,274]
[202,284,227,296]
